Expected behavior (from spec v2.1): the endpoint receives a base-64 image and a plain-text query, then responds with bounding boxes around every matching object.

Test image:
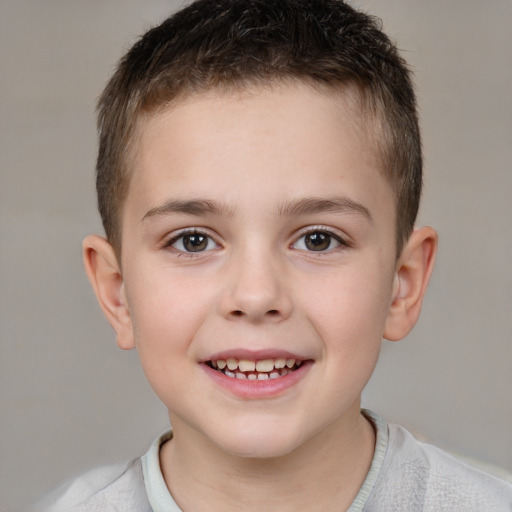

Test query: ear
[383,226,438,341]
[82,235,135,350]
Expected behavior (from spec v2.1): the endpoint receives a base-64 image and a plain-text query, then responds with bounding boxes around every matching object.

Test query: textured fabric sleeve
[31,459,152,512]
[364,423,512,512]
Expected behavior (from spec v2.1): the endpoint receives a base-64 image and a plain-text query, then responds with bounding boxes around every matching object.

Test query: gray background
[1,1,511,510]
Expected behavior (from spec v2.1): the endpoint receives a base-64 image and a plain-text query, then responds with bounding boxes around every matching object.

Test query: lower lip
[201,361,312,399]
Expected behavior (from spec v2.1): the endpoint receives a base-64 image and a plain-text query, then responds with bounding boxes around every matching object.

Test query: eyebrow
[142,196,372,223]
[142,199,235,221]
[277,196,373,222]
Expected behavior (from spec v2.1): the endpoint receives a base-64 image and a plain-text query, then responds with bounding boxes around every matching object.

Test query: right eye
[167,231,219,253]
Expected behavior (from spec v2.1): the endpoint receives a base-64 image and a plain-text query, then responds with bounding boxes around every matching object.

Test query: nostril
[229,309,279,318]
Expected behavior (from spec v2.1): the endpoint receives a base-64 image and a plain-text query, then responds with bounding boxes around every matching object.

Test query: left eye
[170,232,218,253]
[293,231,342,252]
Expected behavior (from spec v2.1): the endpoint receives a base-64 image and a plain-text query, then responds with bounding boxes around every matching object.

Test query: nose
[217,247,293,323]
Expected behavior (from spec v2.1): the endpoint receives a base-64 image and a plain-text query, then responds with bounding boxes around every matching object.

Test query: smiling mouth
[206,358,303,380]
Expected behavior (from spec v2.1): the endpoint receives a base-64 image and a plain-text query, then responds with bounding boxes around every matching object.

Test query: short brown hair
[97,0,422,255]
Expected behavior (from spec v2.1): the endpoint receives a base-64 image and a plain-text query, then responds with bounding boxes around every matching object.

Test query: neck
[160,406,376,512]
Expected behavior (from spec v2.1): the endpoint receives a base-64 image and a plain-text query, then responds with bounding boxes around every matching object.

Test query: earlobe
[383,227,438,341]
[82,235,135,350]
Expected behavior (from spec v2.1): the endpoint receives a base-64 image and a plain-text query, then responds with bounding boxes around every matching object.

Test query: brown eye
[304,232,332,251]
[293,230,342,252]
[170,232,218,253]
[183,234,208,252]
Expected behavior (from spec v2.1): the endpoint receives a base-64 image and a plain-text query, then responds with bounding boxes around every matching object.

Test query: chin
[209,421,308,460]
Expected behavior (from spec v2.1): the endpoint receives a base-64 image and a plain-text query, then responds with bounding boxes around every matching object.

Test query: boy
[37,0,512,510]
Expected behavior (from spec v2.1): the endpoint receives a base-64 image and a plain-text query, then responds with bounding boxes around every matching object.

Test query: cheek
[311,279,388,401]
[125,271,208,361]
[124,273,209,405]
[303,263,393,354]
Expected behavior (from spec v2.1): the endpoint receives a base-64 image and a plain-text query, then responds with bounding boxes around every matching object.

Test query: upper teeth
[212,358,299,372]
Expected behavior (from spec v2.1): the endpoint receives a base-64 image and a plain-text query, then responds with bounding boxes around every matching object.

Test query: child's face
[119,83,398,457]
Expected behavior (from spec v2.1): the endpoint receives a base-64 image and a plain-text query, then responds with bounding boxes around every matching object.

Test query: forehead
[125,83,392,221]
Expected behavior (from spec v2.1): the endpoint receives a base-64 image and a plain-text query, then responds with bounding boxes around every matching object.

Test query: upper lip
[202,349,309,363]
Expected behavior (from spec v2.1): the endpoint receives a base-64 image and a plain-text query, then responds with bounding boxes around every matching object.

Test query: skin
[84,83,437,511]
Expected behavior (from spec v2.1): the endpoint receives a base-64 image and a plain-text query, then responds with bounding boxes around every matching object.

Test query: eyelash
[292,227,348,253]
[162,226,349,255]
[163,229,220,256]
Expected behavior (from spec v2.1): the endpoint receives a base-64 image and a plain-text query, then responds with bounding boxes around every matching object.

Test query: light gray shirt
[34,411,512,511]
